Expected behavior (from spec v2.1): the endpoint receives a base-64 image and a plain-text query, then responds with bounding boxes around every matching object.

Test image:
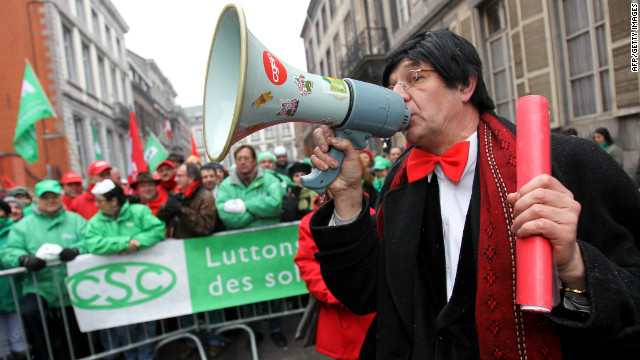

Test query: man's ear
[460,75,477,103]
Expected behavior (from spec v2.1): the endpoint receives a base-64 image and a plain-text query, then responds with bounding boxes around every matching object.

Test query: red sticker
[263,51,287,85]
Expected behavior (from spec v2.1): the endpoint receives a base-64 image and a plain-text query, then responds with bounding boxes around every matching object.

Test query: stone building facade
[301,0,640,174]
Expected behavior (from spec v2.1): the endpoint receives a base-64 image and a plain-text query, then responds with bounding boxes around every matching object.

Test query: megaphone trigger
[301,129,371,193]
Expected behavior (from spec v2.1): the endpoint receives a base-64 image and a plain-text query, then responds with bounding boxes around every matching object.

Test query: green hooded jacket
[85,202,166,255]
[1,207,87,307]
[0,218,21,313]
[216,167,283,230]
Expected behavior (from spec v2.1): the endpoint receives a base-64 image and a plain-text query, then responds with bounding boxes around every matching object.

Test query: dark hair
[594,127,614,145]
[234,145,256,160]
[168,152,185,164]
[201,163,216,172]
[186,163,201,181]
[103,184,127,206]
[0,200,10,216]
[382,29,495,114]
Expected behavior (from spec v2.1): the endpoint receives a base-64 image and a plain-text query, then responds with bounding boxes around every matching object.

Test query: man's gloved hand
[19,255,46,272]
[165,195,184,215]
[59,248,80,262]
[223,199,246,214]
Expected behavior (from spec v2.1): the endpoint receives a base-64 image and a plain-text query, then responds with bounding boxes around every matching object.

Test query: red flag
[127,111,149,187]
[190,133,200,159]
[1,175,17,189]
[163,117,173,140]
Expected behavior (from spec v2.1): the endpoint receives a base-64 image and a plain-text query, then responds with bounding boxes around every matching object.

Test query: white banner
[65,240,191,332]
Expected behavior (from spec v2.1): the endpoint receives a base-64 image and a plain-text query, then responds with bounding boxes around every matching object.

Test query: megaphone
[204,3,410,192]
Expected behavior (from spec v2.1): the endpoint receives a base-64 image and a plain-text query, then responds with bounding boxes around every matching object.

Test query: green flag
[14,60,57,164]
[144,131,168,173]
[92,123,103,160]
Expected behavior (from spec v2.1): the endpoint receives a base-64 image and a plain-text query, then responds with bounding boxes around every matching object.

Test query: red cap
[61,172,83,184]
[360,149,374,165]
[157,160,175,169]
[87,160,111,176]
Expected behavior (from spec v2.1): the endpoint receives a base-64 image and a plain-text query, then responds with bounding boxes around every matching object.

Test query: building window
[75,0,85,22]
[315,20,322,40]
[97,55,107,100]
[91,10,99,35]
[322,5,329,33]
[484,1,515,119]
[281,123,291,137]
[74,115,88,170]
[325,48,333,76]
[82,42,94,94]
[329,0,336,17]
[333,34,341,76]
[561,0,611,118]
[115,38,122,62]
[390,0,409,31]
[62,25,77,82]
[106,128,115,163]
[111,65,118,102]
[344,12,354,46]
[104,25,112,52]
[264,127,274,139]
[305,42,315,73]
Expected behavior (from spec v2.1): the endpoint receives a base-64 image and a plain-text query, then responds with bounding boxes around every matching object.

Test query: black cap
[288,162,312,178]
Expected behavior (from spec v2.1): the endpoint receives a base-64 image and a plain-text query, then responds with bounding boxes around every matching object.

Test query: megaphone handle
[301,129,371,193]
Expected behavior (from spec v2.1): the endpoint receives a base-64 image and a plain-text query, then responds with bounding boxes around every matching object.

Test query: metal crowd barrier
[0,258,308,360]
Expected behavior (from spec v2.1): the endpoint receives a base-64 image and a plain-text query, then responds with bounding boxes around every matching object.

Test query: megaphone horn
[204,3,410,192]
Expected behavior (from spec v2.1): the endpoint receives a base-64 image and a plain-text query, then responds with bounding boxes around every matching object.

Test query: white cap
[274,146,287,156]
[91,179,116,196]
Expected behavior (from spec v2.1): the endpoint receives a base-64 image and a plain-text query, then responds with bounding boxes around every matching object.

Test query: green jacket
[1,207,87,307]
[263,168,296,196]
[216,167,283,230]
[85,202,165,255]
[0,218,21,313]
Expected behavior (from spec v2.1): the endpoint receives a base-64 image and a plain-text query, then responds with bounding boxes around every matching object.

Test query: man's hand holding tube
[310,125,364,219]
[507,174,586,291]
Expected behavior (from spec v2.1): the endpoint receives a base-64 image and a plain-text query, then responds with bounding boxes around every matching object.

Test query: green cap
[257,151,276,164]
[35,179,62,197]
[373,156,392,170]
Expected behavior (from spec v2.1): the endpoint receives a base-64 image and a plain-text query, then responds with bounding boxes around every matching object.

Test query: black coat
[310,119,640,360]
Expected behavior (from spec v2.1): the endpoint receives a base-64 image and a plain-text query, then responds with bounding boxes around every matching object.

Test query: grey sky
[110,0,311,108]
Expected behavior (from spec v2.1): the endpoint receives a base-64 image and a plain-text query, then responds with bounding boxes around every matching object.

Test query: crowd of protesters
[0,144,371,360]
[1,124,633,360]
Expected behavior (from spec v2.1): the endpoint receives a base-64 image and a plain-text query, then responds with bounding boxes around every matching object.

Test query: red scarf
[378,113,562,359]
[180,179,201,198]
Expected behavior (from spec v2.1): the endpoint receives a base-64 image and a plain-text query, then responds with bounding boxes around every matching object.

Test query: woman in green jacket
[0,199,26,359]
[1,179,88,360]
[85,179,165,360]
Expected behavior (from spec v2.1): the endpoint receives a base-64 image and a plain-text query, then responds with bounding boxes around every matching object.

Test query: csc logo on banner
[66,262,177,310]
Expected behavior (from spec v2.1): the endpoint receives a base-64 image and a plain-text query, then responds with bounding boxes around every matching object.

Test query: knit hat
[274,146,287,156]
[258,151,277,164]
[288,162,312,178]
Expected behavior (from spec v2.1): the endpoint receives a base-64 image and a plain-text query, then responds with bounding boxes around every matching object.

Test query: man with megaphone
[308,29,640,359]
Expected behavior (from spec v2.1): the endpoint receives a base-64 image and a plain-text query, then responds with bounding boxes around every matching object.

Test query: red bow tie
[407,141,470,183]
